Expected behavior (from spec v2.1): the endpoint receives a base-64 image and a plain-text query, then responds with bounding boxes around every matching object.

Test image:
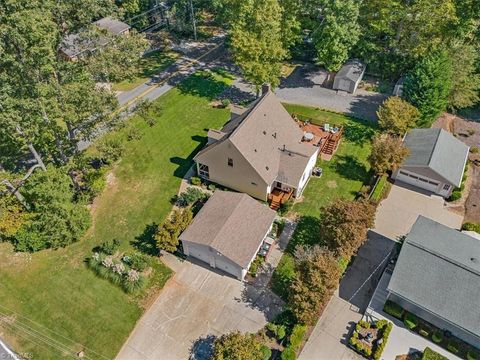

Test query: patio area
[293,116,344,161]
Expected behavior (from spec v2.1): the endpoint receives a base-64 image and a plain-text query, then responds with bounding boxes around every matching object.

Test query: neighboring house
[332,60,366,94]
[194,86,319,202]
[392,128,469,197]
[60,17,131,61]
[179,190,277,280]
[386,216,480,348]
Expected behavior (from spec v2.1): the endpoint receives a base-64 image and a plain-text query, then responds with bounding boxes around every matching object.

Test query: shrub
[462,222,480,233]
[144,117,157,127]
[383,300,404,319]
[470,146,479,154]
[357,320,370,329]
[289,325,306,351]
[278,199,294,216]
[126,125,142,141]
[82,167,107,201]
[447,340,459,354]
[190,176,202,186]
[208,183,216,191]
[272,255,296,300]
[419,329,429,337]
[404,313,419,330]
[260,345,272,360]
[177,187,208,207]
[449,190,462,201]
[97,137,124,164]
[373,321,393,360]
[277,325,286,340]
[122,252,150,271]
[249,255,264,277]
[422,347,448,360]
[221,99,231,108]
[467,129,476,136]
[122,270,147,293]
[281,347,296,360]
[467,350,479,360]
[98,239,120,255]
[432,330,443,344]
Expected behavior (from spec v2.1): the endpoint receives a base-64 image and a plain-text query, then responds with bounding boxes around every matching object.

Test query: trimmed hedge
[281,324,307,360]
[447,340,459,354]
[467,350,479,360]
[422,347,448,360]
[383,300,404,319]
[432,330,443,344]
[373,321,393,360]
[404,313,418,330]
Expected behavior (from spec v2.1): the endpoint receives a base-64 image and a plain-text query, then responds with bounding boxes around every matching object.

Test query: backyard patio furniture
[313,167,323,177]
[304,132,314,141]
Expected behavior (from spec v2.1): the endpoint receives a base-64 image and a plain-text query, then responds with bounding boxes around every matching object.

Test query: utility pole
[189,0,197,41]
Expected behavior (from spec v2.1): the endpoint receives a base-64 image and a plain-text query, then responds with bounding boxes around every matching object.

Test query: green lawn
[112,50,179,92]
[283,104,376,218]
[0,71,232,359]
[272,105,377,299]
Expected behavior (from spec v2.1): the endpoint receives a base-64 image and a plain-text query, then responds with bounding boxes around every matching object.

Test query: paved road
[299,234,395,360]
[0,339,18,360]
[275,63,388,121]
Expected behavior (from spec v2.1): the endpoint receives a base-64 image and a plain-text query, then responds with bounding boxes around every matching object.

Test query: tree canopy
[377,97,420,136]
[212,332,264,360]
[368,134,409,175]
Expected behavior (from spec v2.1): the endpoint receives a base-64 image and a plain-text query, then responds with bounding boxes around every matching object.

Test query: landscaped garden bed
[349,319,393,359]
[383,300,480,360]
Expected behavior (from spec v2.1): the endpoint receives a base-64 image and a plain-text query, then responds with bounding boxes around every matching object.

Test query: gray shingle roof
[179,190,276,268]
[94,17,130,34]
[388,216,480,338]
[335,60,366,82]
[403,128,469,186]
[195,91,317,185]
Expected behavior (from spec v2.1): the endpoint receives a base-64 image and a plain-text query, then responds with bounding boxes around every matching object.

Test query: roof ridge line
[426,128,443,168]
[210,193,247,249]
[229,93,270,139]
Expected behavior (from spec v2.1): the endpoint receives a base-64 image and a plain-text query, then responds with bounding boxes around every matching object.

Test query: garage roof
[179,190,276,268]
[335,60,366,83]
[388,216,480,338]
[403,128,469,186]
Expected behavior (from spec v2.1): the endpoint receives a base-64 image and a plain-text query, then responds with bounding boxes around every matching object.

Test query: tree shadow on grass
[170,135,207,179]
[131,222,159,256]
[334,155,369,182]
[190,334,216,360]
[176,71,230,101]
[343,121,377,145]
[286,216,322,254]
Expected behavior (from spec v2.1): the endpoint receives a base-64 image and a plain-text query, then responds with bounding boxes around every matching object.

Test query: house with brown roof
[194,86,319,206]
[179,190,277,280]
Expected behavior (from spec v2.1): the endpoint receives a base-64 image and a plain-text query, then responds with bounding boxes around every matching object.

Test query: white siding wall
[393,168,453,197]
[296,150,319,196]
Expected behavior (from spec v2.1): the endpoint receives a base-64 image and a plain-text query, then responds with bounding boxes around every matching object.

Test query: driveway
[0,338,18,359]
[275,64,388,121]
[115,253,283,360]
[373,182,464,241]
[299,234,395,360]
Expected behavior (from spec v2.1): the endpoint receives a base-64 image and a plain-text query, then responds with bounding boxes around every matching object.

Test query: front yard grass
[0,70,232,359]
[112,50,179,92]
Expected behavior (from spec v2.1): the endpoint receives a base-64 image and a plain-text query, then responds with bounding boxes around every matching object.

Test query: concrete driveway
[116,253,283,360]
[299,234,395,360]
[373,182,464,241]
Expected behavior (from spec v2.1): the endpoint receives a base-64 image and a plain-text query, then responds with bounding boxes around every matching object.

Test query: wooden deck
[268,188,293,210]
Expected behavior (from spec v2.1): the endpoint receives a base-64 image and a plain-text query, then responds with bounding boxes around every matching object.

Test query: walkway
[365,272,461,360]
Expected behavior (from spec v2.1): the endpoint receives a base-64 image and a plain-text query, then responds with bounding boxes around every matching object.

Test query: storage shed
[332,60,366,94]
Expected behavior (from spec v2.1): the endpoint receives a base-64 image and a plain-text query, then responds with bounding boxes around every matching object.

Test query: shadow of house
[131,222,159,256]
[340,320,358,345]
[190,334,217,360]
[338,231,395,313]
[170,135,207,179]
[334,155,370,182]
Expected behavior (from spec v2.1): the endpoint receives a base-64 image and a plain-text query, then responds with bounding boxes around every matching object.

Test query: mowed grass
[0,71,232,359]
[283,104,376,218]
[112,50,179,92]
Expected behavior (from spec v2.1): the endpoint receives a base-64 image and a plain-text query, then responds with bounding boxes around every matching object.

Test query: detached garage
[179,190,276,280]
[393,128,469,197]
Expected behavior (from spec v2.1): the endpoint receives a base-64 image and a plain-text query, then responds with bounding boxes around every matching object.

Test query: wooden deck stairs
[268,188,293,211]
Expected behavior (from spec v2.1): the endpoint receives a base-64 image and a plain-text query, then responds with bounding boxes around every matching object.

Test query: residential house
[179,190,277,280]
[387,216,480,348]
[59,17,131,61]
[332,60,366,94]
[392,128,469,197]
[194,86,319,203]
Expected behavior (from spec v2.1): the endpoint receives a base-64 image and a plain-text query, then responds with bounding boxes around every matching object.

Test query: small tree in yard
[156,209,193,253]
[319,199,376,260]
[377,97,420,136]
[368,134,409,175]
[289,246,341,325]
[212,331,263,360]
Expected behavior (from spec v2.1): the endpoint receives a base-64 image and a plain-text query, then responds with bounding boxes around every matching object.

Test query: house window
[251,182,257,186]
[199,163,209,179]
[443,184,450,191]
[228,158,233,167]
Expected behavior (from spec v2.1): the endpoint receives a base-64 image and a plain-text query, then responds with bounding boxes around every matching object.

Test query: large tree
[289,246,341,325]
[212,332,264,360]
[403,50,453,127]
[368,134,409,175]
[377,97,420,136]
[312,0,361,72]
[319,199,376,259]
[228,0,288,92]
